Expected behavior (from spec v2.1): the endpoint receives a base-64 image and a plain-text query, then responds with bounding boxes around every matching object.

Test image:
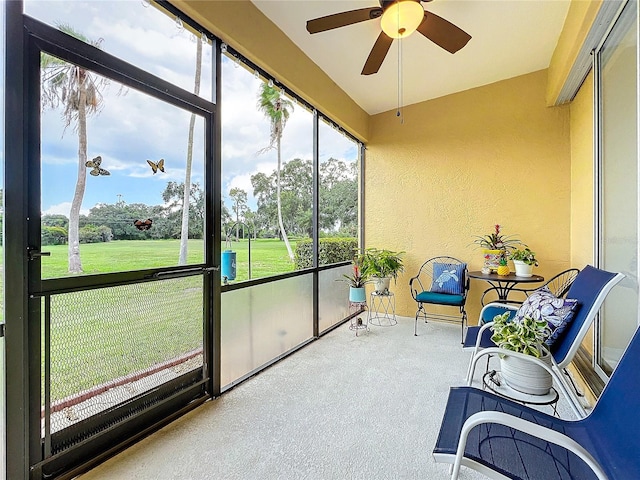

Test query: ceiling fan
[306,0,471,75]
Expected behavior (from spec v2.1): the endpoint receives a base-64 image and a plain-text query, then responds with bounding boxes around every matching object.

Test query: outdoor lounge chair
[409,256,469,340]
[433,325,640,480]
[463,268,580,349]
[462,268,581,381]
[465,265,624,418]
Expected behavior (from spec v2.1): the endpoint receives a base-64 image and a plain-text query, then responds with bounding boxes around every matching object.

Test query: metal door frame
[5,6,221,478]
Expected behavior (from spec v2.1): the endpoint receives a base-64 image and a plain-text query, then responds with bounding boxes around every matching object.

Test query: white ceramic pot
[513,260,534,277]
[373,276,391,293]
[500,351,553,396]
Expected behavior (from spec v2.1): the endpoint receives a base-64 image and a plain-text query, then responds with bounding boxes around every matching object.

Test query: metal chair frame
[498,267,580,306]
[409,256,469,341]
[466,266,624,418]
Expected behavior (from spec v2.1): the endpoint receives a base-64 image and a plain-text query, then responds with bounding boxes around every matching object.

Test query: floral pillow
[514,286,579,346]
[431,262,466,295]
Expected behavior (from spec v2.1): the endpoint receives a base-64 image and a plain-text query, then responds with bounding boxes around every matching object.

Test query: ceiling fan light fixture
[380,1,424,39]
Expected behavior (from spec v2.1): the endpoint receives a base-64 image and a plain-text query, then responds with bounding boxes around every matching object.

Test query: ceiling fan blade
[361,31,393,75]
[416,11,471,54]
[307,7,383,34]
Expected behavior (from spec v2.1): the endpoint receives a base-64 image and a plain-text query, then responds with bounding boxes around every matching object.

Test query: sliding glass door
[595,0,638,377]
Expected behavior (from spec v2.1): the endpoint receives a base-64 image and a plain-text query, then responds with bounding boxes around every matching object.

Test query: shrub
[294,237,358,269]
[42,226,68,245]
[79,224,113,244]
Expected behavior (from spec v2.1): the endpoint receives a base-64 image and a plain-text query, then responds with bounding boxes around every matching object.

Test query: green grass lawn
[39,238,296,280]
[1,238,298,401]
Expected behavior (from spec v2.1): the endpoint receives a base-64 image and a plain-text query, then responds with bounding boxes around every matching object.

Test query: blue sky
[6,1,358,216]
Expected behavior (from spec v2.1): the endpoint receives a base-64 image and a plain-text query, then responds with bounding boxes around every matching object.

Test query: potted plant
[362,248,404,294]
[490,312,553,395]
[337,255,371,303]
[472,224,524,272]
[510,248,538,277]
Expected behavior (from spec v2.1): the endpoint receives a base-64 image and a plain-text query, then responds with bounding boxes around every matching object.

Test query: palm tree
[179,34,203,265]
[41,25,109,273]
[257,83,294,261]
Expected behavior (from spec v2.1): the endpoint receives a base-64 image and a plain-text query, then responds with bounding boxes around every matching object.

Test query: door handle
[27,246,51,261]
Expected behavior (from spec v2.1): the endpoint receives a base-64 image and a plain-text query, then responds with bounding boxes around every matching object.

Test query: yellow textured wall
[171,0,369,141]
[367,70,572,322]
[547,0,603,105]
[569,71,595,269]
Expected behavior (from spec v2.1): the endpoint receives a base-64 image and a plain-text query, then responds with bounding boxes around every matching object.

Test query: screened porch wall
[319,264,352,334]
[221,274,314,389]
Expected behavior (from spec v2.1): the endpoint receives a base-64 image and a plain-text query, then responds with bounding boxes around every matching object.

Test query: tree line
[40,156,357,246]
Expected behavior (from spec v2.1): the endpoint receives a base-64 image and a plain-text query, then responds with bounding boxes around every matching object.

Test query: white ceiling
[252,0,571,115]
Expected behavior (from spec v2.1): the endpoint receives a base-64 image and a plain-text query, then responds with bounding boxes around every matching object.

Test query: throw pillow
[514,286,579,347]
[431,262,466,295]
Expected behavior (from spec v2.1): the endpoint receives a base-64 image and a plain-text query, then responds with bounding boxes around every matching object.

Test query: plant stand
[367,291,397,327]
[348,301,368,336]
[483,370,559,416]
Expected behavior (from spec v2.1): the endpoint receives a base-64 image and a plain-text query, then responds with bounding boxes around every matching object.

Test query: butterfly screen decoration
[147,159,165,174]
[133,218,153,231]
[85,156,110,176]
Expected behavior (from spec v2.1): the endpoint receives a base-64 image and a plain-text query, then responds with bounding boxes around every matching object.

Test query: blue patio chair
[433,325,640,480]
[462,268,580,380]
[465,265,624,418]
[409,256,469,340]
[463,268,580,352]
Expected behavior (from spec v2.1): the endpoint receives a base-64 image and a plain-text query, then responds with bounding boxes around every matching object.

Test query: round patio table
[468,270,544,305]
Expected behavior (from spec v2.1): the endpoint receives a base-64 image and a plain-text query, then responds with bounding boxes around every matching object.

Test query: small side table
[348,301,368,336]
[482,370,559,416]
[368,291,397,326]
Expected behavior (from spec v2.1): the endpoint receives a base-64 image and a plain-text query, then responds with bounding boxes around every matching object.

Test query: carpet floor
[78,316,575,480]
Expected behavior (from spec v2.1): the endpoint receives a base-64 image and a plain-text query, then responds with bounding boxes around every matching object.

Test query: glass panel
[221,275,313,387]
[43,276,203,433]
[24,0,213,101]
[40,56,206,278]
[319,265,352,333]
[598,2,638,375]
[318,118,360,266]
[221,55,313,282]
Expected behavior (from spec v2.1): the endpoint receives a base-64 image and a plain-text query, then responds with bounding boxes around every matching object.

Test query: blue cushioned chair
[434,325,640,480]
[409,256,469,340]
[465,265,624,418]
[462,268,580,374]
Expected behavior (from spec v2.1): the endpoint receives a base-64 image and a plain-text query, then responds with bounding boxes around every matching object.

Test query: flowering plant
[472,224,524,252]
[337,255,371,288]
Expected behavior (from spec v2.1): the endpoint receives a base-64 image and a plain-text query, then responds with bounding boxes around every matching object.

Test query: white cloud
[23,0,359,217]
[42,202,89,218]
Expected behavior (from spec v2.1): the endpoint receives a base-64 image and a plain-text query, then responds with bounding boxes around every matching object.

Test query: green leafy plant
[490,312,551,358]
[472,224,524,252]
[509,247,538,266]
[362,248,405,280]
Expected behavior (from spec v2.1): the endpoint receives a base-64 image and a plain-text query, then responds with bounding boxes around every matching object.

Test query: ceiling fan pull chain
[397,35,404,124]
